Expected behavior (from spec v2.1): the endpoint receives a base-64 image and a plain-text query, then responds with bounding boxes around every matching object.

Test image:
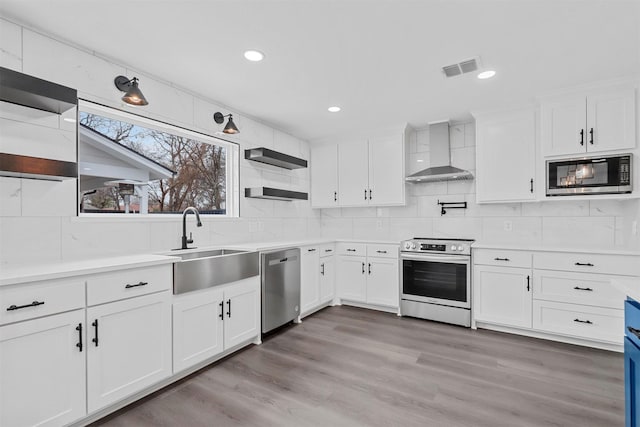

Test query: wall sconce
[214,112,239,134]
[114,75,149,106]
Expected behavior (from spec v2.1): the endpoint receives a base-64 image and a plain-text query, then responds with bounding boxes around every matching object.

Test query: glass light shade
[122,78,148,106]
[223,115,239,134]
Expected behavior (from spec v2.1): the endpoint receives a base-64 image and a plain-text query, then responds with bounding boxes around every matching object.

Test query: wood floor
[94,306,624,427]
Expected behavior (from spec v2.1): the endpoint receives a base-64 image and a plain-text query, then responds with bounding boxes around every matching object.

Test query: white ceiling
[1,0,639,141]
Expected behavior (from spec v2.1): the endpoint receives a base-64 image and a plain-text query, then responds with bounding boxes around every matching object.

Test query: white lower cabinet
[336,243,399,309]
[172,287,224,373]
[337,255,367,302]
[172,277,260,373]
[87,291,172,413]
[223,277,260,349]
[0,310,86,427]
[300,245,336,317]
[319,255,335,303]
[473,265,532,328]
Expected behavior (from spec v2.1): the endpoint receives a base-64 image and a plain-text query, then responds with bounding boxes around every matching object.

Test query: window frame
[77,99,240,218]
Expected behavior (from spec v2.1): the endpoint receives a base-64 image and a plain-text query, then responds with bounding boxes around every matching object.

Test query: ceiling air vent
[442,57,482,78]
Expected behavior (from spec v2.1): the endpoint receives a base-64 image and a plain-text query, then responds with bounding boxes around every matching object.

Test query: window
[78,101,239,216]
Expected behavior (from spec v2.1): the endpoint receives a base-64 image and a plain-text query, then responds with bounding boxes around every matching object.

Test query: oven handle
[400,253,470,264]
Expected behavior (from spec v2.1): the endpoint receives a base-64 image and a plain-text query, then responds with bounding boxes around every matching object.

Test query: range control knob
[450,245,457,251]
[457,245,464,251]
[404,241,416,250]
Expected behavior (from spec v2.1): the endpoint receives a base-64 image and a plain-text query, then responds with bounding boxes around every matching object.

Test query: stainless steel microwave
[546,154,632,196]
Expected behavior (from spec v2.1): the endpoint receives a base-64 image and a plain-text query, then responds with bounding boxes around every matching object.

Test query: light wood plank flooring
[93,306,624,427]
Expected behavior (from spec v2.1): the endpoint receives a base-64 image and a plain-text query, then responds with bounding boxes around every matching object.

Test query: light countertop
[0,254,178,287]
[611,276,640,301]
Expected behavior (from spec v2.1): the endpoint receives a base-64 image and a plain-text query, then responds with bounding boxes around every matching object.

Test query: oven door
[400,253,470,309]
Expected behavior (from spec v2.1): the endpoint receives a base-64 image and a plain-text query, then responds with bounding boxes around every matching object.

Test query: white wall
[320,122,640,251]
[0,18,320,266]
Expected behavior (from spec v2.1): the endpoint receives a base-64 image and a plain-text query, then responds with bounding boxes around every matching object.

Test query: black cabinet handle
[364,189,367,200]
[575,262,594,267]
[494,257,510,262]
[6,300,45,311]
[76,323,83,352]
[321,263,325,275]
[347,249,356,252]
[280,257,288,263]
[628,326,640,339]
[92,319,99,347]
[574,318,593,325]
[579,129,584,146]
[362,262,365,274]
[307,248,316,252]
[325,249,333,253]
[227,299,231,318]
[589,128,594,145]
[334,191,337,202]
[573,286,593,291]
[526,275,530,292]
[376,250,387,254]
[369,189,372,200]
[219,301,224,320]
[125,281,148,289]
[368,263,371,275]
[530,178,534,193]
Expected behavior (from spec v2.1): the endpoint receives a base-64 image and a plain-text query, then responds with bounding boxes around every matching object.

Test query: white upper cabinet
[311,125,407,208]
[368,133,405,206]
[541,83,636,157]
[338,140,370,206]
[310,143,339,208]
[474,107,537,203]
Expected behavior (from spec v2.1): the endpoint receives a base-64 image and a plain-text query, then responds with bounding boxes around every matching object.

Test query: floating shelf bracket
[437,200,467,215]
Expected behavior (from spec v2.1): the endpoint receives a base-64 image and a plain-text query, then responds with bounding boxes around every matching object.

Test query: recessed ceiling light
[477,70,496,80]
[244,50,264,62]
[328,106,341,113]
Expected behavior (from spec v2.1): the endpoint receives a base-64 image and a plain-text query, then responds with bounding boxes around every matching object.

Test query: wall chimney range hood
[0,67,77,114]
[405,121,473,183]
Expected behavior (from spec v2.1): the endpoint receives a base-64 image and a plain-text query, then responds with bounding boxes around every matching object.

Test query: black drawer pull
[376,250,387,254]
[92,319,99,347]
[573,318,593,325]
[628,326,640,339]
[125,281,148,289]
[227,299,231,318]
[7,300,45,311]
[347,249,357,252]
[325,249,333,253]
[494,257,510,262]
[575,262,594,267]
[307,248,316,252]
[573,286,593,291]
[219,301,224,320]
[76,323,83,352]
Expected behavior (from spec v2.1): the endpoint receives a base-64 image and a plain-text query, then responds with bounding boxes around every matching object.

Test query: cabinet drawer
[87,265,172,306]
[0,279,85,325]
[473,249,532,268]
[367,244,398,259]
[532,300,623,344]
[319,243,335,257]
[533,252,640,276]
[626,299,640,349]
[533,270,625,309]
[336,242,366,256]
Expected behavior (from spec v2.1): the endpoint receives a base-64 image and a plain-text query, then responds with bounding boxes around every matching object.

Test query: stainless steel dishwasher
[261,248,300,334]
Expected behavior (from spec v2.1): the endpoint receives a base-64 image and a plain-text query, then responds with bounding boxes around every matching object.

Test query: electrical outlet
[503,220,513,232]
[376,219,384,229]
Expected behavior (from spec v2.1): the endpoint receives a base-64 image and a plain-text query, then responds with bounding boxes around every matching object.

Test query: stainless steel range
[400,238,473,327]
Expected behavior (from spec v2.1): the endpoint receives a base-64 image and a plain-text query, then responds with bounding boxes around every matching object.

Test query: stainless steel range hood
[405,121,473,183]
